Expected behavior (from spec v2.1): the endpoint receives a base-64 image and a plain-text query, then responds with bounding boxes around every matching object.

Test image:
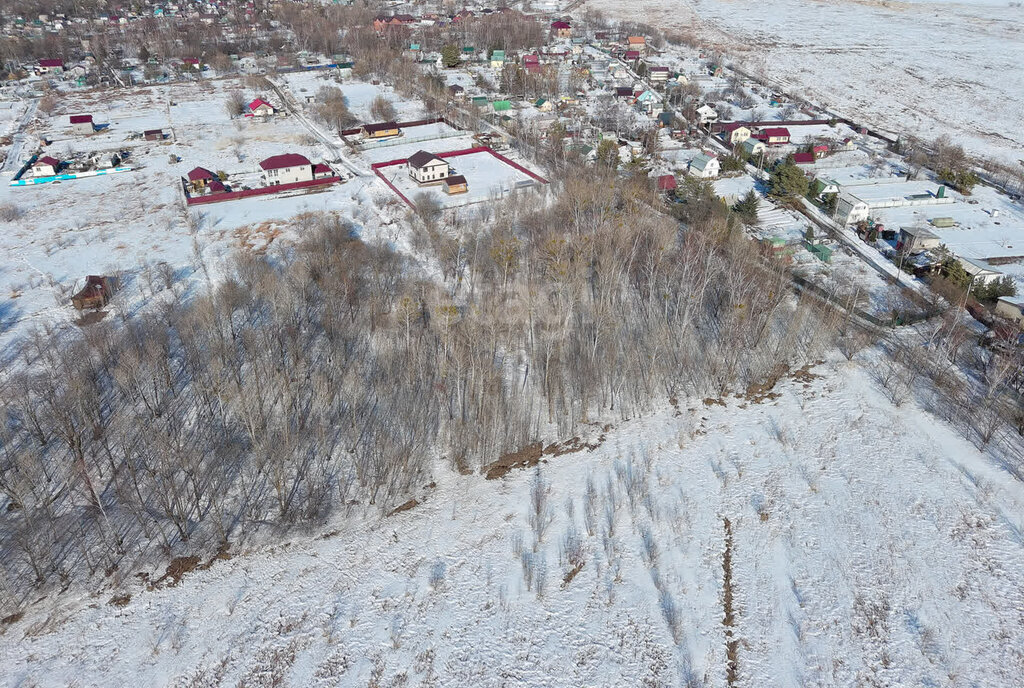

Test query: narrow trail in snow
[723,517,739,687]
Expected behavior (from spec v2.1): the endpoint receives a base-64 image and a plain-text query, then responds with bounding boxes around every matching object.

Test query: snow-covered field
[4,358,1024,687]
[591,0,1024,163]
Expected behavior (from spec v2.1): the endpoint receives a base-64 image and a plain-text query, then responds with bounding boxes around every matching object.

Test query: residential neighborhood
[1,2,1024,686]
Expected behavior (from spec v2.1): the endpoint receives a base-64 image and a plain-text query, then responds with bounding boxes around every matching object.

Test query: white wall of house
[995,298,1024,325]
[410,159,450,184]
[688,158,720,178]
[728,127,751,144]
[263,164,313,186]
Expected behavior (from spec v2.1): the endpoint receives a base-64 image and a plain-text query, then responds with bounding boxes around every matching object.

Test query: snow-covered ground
[0,78,425,355]
[590,0,1024,164]
[3,357,1024,686]
[378,150,542,208]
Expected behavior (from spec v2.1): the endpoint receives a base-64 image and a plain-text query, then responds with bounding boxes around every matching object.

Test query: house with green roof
[492,99,512,112]
[490,50,506,69]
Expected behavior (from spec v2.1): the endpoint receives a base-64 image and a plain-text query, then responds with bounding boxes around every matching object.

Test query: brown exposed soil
[1,611,24,625]
[562,562,584,587]
[108,593,132,608]
[703,397,727,407]
[741,360,824,404]
[75,310,109,327]
[387,498,419,516]
[150,555,201,589]
[484,434,607,480]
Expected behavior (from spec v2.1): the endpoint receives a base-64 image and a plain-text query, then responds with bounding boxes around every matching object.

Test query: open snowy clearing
[590,0,1024,164]
[3,358,1023,687]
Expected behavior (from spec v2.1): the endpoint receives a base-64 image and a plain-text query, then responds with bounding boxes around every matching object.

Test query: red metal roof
[657,174,677,190]
[312,163,332,174]
[69,114,93,124]
[259,153,311,170]
[363,121,398,134]
[248,98,273,111]
[762,127,790,138]
[551,21,571,29]
[624,50,640,59]
[39,59,63,67]
[187,166,215,181]
[792,152,815,164]
[36,156,60,167]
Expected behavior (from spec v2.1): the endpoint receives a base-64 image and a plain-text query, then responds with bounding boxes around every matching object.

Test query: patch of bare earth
[483,433,608,480]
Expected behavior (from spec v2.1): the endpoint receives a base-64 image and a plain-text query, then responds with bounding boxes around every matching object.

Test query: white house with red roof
[70,114,94,135]
[259,153,315,185]
[37,58,64,75]
[248,98,276,117]
[30,156,61,177]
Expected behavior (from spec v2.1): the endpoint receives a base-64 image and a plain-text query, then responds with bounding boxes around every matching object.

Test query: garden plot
[0,79,348,355]
[279,71,425,123]
[356,121,464,153]
[377,149,543,209]
[359,129,478,166]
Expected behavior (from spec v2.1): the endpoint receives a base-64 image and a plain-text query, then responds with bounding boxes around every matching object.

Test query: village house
[363,121,400,139]
[551,20,572,38]
[722,124,751,145]
[757,127,791,145]
[626,36,646,54]
[37,58,64,74]
[443,174,468,195]
[995,296,1024,326]
[793,152,816,166]
[408,150,450,184]
[70,114,94,134]
[373,14,416,32]
[957,257,1003,285]
[490,50,505,69]
[688,153,720,179]
[657,174,677,193]
[186,166,217,193]
[648,66,670,83]
[30,155,61,177]
[248,98,275,117]
[623,50,641,62]
[695,104,718,125]
[897,226,941,253]
[144,128,165,141]
[259,153,314,186]
[813,144,830,158]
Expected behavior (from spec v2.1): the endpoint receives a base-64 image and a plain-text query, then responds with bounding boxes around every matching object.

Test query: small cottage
[248,98,275,117]
[443,174,468,195]
[70,114,94,134]
[363,121,400,139]
[688,153,720,179]
[30,155,61,177]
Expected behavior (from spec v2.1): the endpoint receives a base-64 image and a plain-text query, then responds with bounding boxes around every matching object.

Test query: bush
[0,203,22,222]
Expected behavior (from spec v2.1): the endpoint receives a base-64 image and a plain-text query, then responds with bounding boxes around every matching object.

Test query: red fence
[185,176,342,205]
[711,119,834,134]
[370,146,548,209]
